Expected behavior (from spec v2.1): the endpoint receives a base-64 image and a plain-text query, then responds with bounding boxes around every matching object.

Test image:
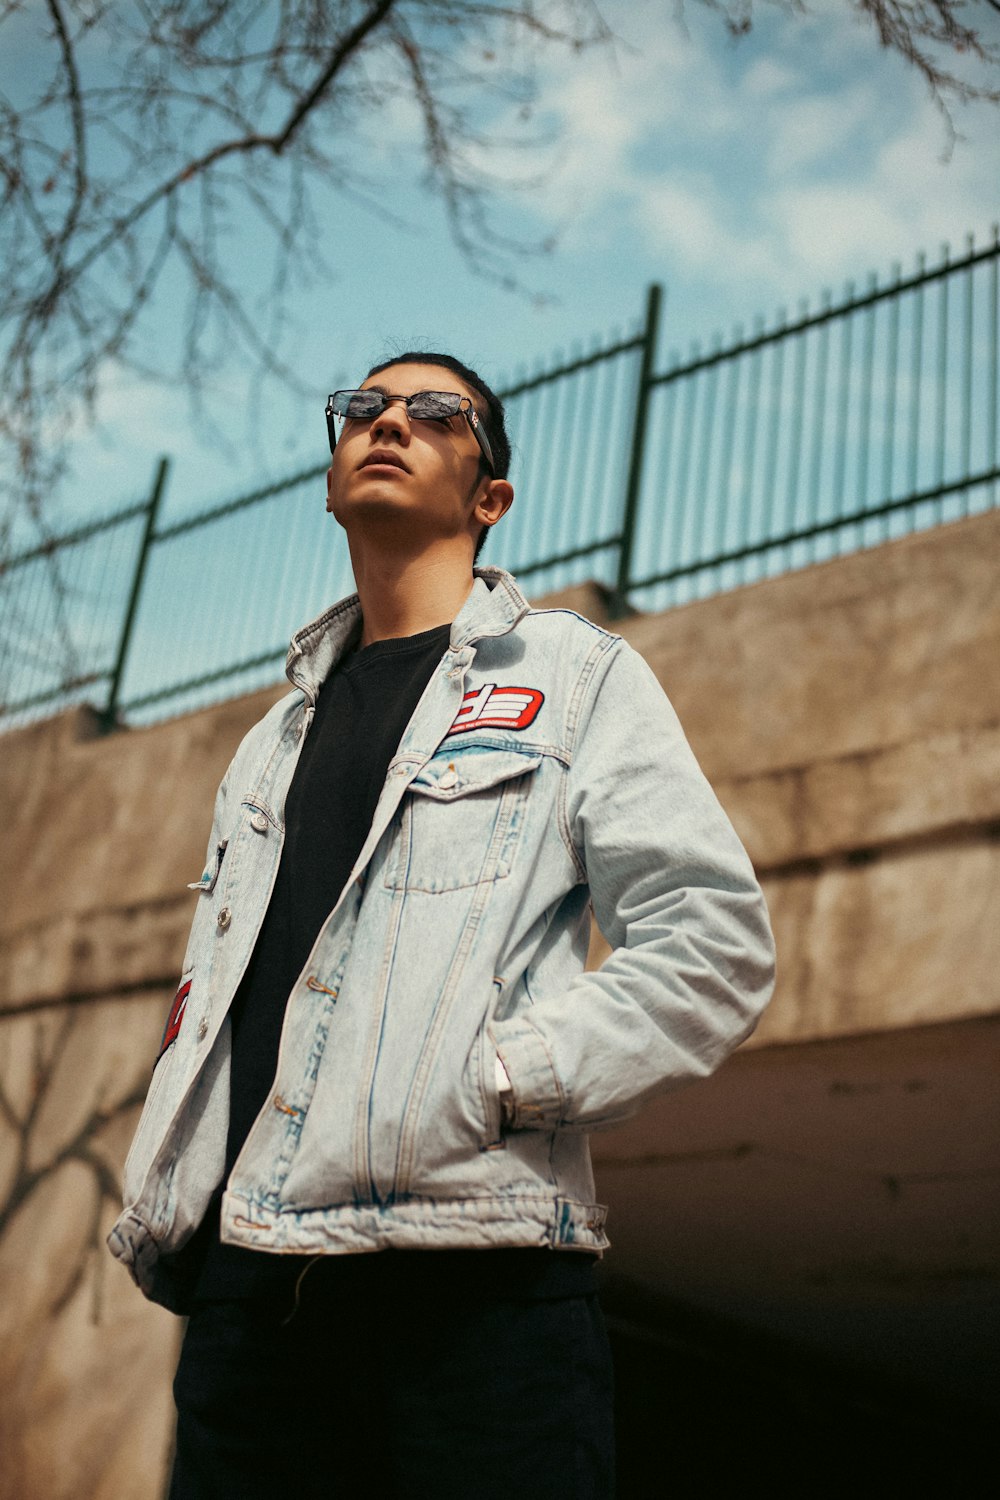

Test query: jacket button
[438,768,458,789]
[250,812,268,833]
[217,906,232,930]
[196,1018,209,1041]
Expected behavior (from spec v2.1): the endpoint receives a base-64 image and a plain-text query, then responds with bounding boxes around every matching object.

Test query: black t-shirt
[224,621,455,1186]
[184,620,595,1301]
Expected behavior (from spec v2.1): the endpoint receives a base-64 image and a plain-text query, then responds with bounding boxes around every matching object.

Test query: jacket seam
[557,635,621,875]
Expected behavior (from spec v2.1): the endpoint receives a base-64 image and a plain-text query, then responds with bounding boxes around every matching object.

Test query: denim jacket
[109,568,775,1310]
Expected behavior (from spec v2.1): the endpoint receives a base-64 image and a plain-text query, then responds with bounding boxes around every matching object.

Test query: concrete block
[757,833,1000,1045]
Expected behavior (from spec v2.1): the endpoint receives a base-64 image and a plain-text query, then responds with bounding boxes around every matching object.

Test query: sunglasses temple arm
[465,408,495,475]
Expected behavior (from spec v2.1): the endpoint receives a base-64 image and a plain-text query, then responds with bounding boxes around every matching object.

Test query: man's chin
[334,495,416,527]
[333,497,452,550]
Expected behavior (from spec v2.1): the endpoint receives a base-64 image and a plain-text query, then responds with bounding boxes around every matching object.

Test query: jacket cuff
[490,1017,565,1129]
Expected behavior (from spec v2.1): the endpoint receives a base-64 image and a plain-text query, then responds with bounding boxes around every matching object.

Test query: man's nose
[370,398,411,443]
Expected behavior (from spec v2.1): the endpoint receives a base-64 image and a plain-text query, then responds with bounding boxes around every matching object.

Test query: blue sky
[12,0,1000,534]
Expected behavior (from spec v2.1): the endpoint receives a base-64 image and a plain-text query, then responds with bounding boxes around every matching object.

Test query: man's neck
[349,543,475,648]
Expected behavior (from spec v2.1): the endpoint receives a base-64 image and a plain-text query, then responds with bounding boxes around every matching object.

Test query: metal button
[196,1018,209,1041]
[438,767,458,789]
[217,906,232,930]
[250,812,268,833]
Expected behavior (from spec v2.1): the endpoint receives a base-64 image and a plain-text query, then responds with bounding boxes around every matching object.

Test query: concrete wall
[616,506,1000,1045]
[2,509,998,1496]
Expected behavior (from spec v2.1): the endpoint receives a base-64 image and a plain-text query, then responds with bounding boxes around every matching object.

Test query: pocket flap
[409,749,542,801]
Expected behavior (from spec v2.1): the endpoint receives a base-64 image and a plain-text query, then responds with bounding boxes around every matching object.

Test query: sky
[6,0,1000,535]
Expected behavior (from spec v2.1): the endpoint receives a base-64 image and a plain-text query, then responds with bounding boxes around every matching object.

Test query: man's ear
[474,478,514,530]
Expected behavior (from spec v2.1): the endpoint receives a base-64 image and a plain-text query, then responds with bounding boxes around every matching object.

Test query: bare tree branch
[36,0,399,305]
[44,0,88,261]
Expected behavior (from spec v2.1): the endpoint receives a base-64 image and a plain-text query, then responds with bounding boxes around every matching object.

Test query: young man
[109,353,775,1499]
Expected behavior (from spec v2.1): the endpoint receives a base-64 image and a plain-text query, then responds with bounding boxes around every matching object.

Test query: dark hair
[364,350,511,562]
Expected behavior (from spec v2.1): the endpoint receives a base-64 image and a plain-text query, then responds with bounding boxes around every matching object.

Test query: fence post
[100,456,169,731]
[610,282,662,617]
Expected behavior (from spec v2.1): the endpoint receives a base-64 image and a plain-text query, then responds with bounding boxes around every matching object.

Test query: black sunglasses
[326,389,495,475]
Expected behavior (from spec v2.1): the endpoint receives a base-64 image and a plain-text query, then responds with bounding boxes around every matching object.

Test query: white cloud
[743,56,798,100]
[636,177,774,284]
[765,100,998,285]
[530,1,1000,308]
[511,17,708,231]
[762,84,883,175]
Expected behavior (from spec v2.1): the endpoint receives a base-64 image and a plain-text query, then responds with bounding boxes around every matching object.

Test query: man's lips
[359,449,409,473]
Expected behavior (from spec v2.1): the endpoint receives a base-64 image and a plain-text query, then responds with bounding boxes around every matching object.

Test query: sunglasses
[326,389,495,475]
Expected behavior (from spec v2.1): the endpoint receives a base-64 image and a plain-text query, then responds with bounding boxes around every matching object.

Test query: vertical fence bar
[612,283,662,614]
[857,275,877,521]
[935,243,950,519]
[807,296,832,558]
[716,333,743,565]
[908,254,925,502]
[832,285,854,523]
[882,265,902,536]
[101,456,170,730]
[673,344,701,570]
[659,357,685,603]
[991,226,1000,504]
[588,342,622,557]
[694,340,722,558]
[737,326,764,583]
[557,343,588,563]
[538,351,569,560]
[762,313,786,572]
[574,355,602,555]
[783,302,808,568]
[960,233,974,513]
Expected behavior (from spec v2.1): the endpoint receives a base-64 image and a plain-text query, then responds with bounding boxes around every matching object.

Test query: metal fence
[2,228,998,731]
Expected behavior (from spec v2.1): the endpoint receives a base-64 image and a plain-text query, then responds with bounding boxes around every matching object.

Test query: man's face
[326,362,491,546]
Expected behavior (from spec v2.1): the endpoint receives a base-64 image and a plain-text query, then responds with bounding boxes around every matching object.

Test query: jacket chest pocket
[384,748,542,894]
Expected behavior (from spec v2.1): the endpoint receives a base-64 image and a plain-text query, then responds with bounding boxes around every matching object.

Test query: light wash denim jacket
[109,568,775,1310]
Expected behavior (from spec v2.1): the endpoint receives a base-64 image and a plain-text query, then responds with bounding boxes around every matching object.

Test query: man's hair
[364,350,511,563]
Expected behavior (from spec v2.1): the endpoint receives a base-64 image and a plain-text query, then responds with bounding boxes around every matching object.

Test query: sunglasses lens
[407,392,462,420]
[336,391,384,419]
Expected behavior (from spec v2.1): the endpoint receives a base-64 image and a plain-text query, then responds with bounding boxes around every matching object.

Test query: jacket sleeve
[491,639,775,1132]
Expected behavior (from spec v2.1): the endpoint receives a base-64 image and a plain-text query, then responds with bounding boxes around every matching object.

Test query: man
[109,352,775,1499]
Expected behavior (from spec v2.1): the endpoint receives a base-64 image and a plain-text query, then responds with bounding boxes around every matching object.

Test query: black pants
[169,1254,615,1499]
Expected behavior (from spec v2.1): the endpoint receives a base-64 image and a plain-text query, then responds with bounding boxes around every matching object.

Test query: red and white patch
[157,978,191,1062]
[446,683,544,736]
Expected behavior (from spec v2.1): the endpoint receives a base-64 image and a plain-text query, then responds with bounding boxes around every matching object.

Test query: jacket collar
[285,566,530,703]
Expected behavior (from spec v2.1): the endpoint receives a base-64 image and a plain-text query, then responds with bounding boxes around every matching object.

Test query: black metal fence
[2,228,998,730]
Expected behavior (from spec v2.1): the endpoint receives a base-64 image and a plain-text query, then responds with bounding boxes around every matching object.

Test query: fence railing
[2,227,998,730]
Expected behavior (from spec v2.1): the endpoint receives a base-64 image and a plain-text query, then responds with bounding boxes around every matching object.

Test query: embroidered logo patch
[157,978,191,1062]
[446,684,544,736]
